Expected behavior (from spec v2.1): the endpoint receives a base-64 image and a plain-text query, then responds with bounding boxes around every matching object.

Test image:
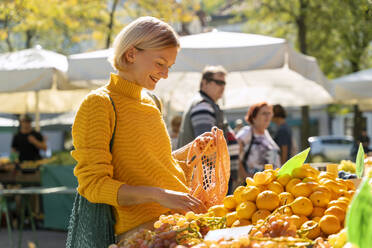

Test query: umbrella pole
[35,91,40,131]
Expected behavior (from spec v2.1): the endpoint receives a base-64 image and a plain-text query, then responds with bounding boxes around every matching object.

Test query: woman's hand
[156,188,207,214]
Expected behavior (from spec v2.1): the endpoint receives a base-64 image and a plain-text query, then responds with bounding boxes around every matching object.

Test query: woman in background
[236,102,280,181]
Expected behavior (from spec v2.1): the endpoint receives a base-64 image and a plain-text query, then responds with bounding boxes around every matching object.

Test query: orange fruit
[291,182,312,197]
[232,218,252,227]
[265,164,273,170]
[251,209,271,224]
[319,215,341,235]
[323,180,342,193]
[236,201,257,220]
[310,191,330,207]
[226,211,238,227]
[245,177,255,186]
[311,207,325,218]
[233,186,246,203]
[256,184,268,192]
[301,220,321,239]
[327,200,348,212]
[240,186,260,202]
[256,190,280,211]
[313,186,331,199]
[291,196,313,216]
[305,181,320,191]
[278,192,295,206]
[223,195,237,210]
[267,181,284,194]
[277,174,291,186]
[254,171,273,185]
[292,167,309,179]
[318,172,336,181]
[324,206,345,222]
[286,178,301,193]
[208,205,228,217]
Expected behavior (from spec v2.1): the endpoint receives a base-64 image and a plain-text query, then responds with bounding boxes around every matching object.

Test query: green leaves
[278,148,310,177]
[356,143,365,178]
[346,177,372,248]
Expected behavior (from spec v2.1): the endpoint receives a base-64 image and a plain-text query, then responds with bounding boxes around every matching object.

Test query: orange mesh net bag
[187,127,230,209]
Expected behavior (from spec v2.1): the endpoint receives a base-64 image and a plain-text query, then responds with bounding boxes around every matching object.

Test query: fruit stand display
[114,146,372,248]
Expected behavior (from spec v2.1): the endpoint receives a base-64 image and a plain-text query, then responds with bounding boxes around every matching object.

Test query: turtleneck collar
[107,73,142,100]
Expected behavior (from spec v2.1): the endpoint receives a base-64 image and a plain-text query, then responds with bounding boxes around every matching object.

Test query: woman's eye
[157,62,164,66]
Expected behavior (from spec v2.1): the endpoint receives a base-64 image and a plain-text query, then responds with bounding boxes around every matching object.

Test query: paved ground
[0,228,67,248]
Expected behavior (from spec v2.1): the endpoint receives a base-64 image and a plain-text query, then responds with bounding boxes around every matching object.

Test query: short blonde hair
[109,16,180,71]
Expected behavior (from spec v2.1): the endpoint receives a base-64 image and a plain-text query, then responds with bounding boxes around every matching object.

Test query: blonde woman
[68,16,206,247]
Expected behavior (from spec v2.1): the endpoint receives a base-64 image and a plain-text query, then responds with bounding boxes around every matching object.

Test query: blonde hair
[109,16,180,71]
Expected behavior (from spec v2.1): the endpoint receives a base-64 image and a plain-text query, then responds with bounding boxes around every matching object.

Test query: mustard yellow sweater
[72,73,189,234]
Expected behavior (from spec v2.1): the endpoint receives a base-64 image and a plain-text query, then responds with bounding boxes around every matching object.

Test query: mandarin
[292,167,309,179]
[253,171,272,185]
[223,195,237,210]
[291,196,313,216]
[267,181,284,194]
[319,215,341,235]
[251,209,271,224]
[311,207,325,218]
[208,205,228,217]
[310,191,330,207]
[236,201,257,219]
[324,206,345,222]
[301,220,321,239]
[256,190,279,211]
[233,186,246,203]
[277,174,291,186]
[291,182,313,197]
[245,177,255,186]
[278,192,295,206]
[240,186,260,202]
[327,200,348,212]
[286,178,301,193]
[226,211,238,227]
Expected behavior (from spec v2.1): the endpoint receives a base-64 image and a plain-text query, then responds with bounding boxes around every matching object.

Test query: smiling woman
[66,16,209,248]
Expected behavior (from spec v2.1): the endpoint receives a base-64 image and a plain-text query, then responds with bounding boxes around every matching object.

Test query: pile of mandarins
[207,164,356,239]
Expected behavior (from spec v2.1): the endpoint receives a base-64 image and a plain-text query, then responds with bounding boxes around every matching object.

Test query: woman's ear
[124,46,137,64]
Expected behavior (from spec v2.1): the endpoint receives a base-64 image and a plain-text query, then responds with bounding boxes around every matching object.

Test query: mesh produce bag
[187,127,230,209]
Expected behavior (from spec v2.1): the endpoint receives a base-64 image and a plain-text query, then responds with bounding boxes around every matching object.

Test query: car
[308,135,354,162]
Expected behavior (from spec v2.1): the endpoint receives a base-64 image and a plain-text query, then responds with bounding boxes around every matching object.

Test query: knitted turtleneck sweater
[72,73,189,234]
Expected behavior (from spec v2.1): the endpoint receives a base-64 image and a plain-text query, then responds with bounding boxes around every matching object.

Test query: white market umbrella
[0,47,89,129]
[155,67,332,112]
[67,31,332,110]
[331,68,372,107]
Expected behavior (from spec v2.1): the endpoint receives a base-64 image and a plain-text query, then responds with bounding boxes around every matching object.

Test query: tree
[241,0,372,148]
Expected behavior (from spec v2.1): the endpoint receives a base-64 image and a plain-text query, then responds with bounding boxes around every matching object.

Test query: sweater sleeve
[71,92,124,207]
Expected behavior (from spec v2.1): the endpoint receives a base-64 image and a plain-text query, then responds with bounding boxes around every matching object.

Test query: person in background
[234,119,244,134]
[177,65,229,148]
[169,115,182,151]
[11,114,47,162]
[236,102,280,181]
[272,104,293,164]
[351,129,371,159]
[176,65,239,191]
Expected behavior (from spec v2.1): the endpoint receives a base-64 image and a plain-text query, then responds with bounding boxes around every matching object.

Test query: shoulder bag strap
[242,130,255,171]
[106,94,116,152]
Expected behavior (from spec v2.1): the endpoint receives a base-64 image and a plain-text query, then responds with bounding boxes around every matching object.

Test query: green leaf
[356,143,365,178]
[278,148,310,177]
[346,178,372,248]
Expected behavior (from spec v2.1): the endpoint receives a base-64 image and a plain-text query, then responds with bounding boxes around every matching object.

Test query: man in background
[177,65,239,192]
[272,104,292,164]
[11,114,47,162]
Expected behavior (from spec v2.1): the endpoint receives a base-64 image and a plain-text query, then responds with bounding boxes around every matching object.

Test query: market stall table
[0,186,76,248]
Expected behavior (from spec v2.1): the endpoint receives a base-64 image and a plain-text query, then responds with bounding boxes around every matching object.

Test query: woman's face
[129,46,178,90]
[252,105,273,129]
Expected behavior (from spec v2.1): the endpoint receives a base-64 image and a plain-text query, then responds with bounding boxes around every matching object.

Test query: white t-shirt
[236,126,280,172]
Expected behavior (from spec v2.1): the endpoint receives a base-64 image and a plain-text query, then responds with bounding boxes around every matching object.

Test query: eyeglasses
[205,77,226,86]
